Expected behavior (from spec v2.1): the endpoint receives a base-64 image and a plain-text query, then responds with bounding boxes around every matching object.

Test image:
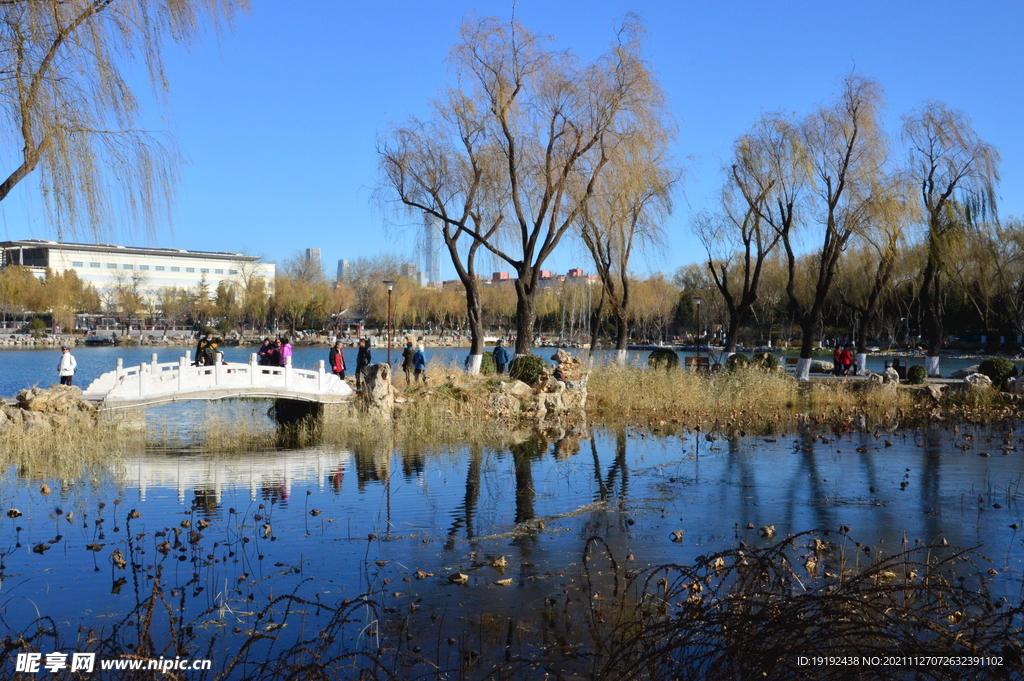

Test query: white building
[0,239,275,301]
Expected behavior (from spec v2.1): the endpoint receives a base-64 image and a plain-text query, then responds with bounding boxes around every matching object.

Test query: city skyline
[0,1,1020,282]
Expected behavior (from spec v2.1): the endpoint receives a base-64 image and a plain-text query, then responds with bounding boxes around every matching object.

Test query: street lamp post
[383,281,396,364]
[694,297,703,369]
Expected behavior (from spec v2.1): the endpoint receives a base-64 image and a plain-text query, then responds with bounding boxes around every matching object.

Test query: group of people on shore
[832,344,855,376]
[327,337,429,389]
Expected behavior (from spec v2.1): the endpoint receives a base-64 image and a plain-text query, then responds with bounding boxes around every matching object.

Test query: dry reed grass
[578,532,1023,680]
[0,420,134,479]
[164,382,515,456]
[588,365,948,433]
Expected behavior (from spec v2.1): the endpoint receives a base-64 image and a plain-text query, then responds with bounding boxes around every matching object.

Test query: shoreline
[1,334,1021,363]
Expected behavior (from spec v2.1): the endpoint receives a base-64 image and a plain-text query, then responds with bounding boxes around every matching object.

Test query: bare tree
[694,118,788,355]
[903,102,1000,375]
[379,115,502,372]
[106,271,147,332]
[834,173,916,370]
[383,15,671,357]
[578,138,675,362]
[0,0,247,237]
[772,76,889,380]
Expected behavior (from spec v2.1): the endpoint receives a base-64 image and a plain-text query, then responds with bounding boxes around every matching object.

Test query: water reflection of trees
[591,429,629,503]
[352,440,391,489]
[447,443,482,544]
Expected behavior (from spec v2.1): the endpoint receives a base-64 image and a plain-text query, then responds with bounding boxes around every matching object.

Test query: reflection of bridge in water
[122,449,356,503]
[82,350,354,421]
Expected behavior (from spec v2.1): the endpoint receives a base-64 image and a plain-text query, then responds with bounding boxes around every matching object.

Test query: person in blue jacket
[413,344,428,384]
[492,338,511,374]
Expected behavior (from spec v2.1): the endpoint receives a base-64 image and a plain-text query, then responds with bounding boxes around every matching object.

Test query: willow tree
[694,115,790,355]
[379,115,503,373]
[578,141,674,362]
[833,173,915,371]
[0,0,247,236]
[771,76,890,380]
[903,102,999,376]
[382,15,671,359]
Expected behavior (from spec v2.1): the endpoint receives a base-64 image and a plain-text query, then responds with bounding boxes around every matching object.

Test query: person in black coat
[401,341,415,387]
[355,338,372,389]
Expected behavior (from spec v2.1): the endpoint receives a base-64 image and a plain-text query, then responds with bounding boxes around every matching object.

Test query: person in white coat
[58,346,77,386]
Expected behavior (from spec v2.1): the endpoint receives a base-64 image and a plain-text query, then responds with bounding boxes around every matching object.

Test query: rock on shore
[1,385,97,431]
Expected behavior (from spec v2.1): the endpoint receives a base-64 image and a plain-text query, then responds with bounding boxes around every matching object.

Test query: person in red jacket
[329,341,346,379]
[839,344,854,376]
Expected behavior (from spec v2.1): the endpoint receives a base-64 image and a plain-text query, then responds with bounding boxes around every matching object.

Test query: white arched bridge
[82,351,354,411]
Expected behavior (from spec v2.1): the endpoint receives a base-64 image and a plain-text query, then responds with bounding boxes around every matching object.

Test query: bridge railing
[86,350,352,405]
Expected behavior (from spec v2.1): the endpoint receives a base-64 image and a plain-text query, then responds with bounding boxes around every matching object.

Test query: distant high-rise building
[402,262,418,280]
[421,213,442,285]
[304,247,322,271]
[337,259,350,282]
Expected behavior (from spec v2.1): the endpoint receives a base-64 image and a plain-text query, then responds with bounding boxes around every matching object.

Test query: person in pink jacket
[278,336,293,367]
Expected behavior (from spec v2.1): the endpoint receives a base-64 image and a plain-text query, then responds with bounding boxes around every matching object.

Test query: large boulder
[487,392,522,419]
[1006,376,1024,394]
[500,380,534,399]
[16,385,96,415]
[550,350,588,411]
[810,360,834,374]
[883,367,900,384]
[950,364,980,379]
[358,363,395,419]
[964,373,993,390]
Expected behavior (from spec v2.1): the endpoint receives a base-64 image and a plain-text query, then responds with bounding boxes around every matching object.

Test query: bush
[725,353,749,371]
[28,317,46,338]
[508,354,548,385]
[648,348,680,370]
[978,357,1017,389]
[908,365,927,385]
[435,382,469,402]
[479,351,496,375]
[752,351,779,372]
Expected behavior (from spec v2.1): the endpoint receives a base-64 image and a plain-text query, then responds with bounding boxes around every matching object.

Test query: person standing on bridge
[57,346,77,386]
[196,331,218,366]
[279,336,293,367]
[355,338,371,389]
[257,338,273,365]
[329,341,346,379]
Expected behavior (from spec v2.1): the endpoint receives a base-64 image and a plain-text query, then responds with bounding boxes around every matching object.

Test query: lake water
[0,344,986,399]
[1,403,1022,678]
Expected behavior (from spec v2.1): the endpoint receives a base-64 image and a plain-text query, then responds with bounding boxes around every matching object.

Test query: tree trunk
[588,293,605,359]
[919,250,943,375]
[614,308,629,364]
[513,278,537,357]
[465,279,485,374]
[724,314,740,354]
[796,319,817,382]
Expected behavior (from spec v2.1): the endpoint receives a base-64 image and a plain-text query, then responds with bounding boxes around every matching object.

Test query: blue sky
[1,0,1021,281]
